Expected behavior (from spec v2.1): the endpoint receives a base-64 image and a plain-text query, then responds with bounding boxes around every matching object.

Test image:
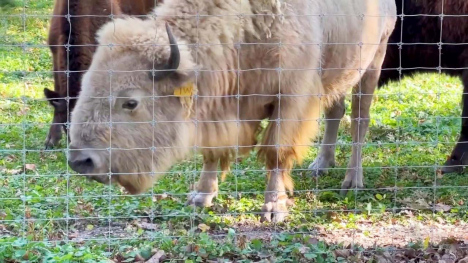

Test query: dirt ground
[70,212,468,262]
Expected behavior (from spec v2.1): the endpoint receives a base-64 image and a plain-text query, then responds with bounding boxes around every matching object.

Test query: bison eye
[122,99,138,110]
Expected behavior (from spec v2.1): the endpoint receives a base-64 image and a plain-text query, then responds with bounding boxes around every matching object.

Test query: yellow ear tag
[174,82,194,97]
[174,82,195,119]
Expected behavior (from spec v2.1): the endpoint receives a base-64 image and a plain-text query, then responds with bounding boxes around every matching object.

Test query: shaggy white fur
[69,0,396,222]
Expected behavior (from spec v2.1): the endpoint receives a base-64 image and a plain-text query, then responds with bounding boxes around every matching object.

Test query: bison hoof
[44,134,61,149]
[186,191,218,207]
[308,156,335,177]
[441,158,463,174]
[261,196,294,223]
[340,170,364,196]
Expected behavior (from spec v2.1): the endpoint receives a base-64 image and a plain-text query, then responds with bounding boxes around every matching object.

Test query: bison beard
[43,0,157,149]
[68,0,397,222]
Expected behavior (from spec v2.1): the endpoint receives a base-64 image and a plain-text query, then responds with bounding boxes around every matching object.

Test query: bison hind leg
[44,122,63,149]
[341,38,390,196]
[308,95,346,177]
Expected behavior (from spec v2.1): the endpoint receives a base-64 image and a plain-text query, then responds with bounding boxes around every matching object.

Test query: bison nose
[68,158,94,174]
[68,146,95,174]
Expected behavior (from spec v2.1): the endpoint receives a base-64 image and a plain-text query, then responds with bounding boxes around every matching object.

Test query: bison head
[68,18,196,194]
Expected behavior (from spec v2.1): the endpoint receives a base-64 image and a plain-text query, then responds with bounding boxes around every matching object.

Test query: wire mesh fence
[1,0,468,262]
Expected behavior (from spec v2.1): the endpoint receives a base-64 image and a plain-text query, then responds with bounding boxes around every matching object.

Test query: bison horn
[150,23,181,81]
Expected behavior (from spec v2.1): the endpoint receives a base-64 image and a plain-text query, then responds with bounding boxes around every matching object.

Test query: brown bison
[67,0,396,222]
[309,0,468,176]
[44,0,157,149]
[381,0,468,174]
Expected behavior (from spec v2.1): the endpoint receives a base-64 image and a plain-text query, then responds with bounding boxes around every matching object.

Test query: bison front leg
[341,43,388,195]
[261,168,294,223]
[260,93,320,222]
[45,111,65,149]
[187,159,219,207]
[342,89,371,195]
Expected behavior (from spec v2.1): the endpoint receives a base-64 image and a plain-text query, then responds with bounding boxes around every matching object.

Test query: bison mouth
[441,153,467,174]
[86,174,112,184]
[84,171,147,195]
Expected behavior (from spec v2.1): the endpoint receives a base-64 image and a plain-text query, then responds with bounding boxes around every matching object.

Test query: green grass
[1,0,468,262]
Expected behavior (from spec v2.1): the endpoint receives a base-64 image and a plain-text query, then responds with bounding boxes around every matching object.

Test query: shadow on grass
[0,0,18,8]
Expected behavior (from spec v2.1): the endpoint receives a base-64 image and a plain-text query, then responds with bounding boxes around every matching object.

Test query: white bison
[68,0,396,222]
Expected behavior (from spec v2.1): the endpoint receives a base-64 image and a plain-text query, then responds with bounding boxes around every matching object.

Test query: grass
[1,0,468,262]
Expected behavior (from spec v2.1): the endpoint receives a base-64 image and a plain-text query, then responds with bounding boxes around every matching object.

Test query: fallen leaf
[25,207,31,219]
[434,203,451,213]
[153,193,168,202]
[423,236,430,249]
[437,216,446,224]
[400,197,430,210]
[238,235,248,249]
[146,250,165,263]
[17,106,30,116]
[198,223,210,232]
[404,248,416,258]
[134,254,145,262]
[4,155,17,163]
[138,222,158,231]
[374,255,391,263]
[334,249,351,258]
[24,164,36,171]
[5,168,22,175]
[306,236,319,245]
[185,244,194,253]
[298,245,309,254]
[86,224,94,231]
[375,193,384,200]
[437,169,444,178]
[440,253,457,263]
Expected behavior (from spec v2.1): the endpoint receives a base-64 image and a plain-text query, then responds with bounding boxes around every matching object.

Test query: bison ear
[44,88,61,108]
[44,88,59,99]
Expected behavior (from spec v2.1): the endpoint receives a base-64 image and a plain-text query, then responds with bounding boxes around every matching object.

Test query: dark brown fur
[379,0,468,173]
[44,0,157,148]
